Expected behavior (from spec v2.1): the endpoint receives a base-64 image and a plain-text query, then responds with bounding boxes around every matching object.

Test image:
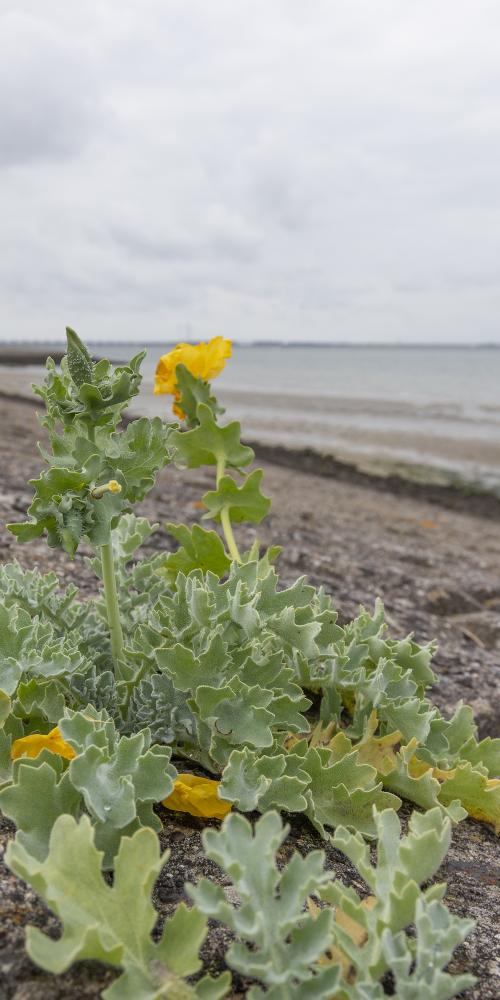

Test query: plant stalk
[100,541,124,668]
[216,456,242,563]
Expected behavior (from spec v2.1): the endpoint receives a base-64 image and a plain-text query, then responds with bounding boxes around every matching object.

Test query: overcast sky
[1,2,500,344]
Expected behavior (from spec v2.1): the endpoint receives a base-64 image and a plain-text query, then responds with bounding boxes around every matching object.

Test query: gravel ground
[0,394,499,999]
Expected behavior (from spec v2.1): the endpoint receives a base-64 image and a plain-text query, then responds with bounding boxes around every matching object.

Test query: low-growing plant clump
[1,329,499,998]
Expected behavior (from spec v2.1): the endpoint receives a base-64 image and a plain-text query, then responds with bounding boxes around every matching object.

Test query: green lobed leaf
[436,761,500,833]
[188,811,339,997]
[5,815,229,999]
[379,741,466,823]
[102,417,173,503]
[169,403,254,470]
[0,754,82,860]
[290,743,401,839]
[219,747,310,813]
[0,600,87,699]
[159,522,231,585]
[202,470,271,525]
[319,807,475,996]
[380,897,475,999]
[1,708,177,870]
[58,710,177,866]
[8,467,123,556]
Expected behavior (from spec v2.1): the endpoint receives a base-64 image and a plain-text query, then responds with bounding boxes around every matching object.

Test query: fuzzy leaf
[292,744,401,838]
[189,812,339,997]
[380,898,475,999]
[169,403,254,470]
[59,716,176,866]
[102,417,172,503]
[382,742,467,824]
[0,708,177,868]
[159,523,231,584]
[8,466,123,556]
[111,513,159,566]
[202,470,271,525]
[0,754,82,860]
[436,762,500,832]
[0,601,86,698]
[35,346,145,428]
[319,807,475,995]
[156,634,228,693]
[460,735,500,776]
[66,327,94,387]
[13,678,67,725]
[192,678,275,752]
[220,748,310,813]
[5,815,225,999]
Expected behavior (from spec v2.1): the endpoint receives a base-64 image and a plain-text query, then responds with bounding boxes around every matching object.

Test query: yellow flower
[162,773,232,820]
[11,726,75,762]
[154,336,232,419]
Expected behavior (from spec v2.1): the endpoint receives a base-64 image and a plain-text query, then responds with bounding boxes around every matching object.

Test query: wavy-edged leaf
[5,815,227,999]
[169,403,254,470]
[202,470,271,525]
[102,417,172,503]
[159,522,231,585]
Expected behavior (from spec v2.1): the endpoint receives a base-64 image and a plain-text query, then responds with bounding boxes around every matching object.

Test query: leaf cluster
[8,330,173,555]
[189,808,474,999]
[5,804,474,1000]
[0,706,176,868]
[37,329,144,429]
[0,334,496,998]
[169,402,270,526]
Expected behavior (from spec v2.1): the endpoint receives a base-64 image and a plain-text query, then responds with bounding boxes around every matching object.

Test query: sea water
[2,344,499,491]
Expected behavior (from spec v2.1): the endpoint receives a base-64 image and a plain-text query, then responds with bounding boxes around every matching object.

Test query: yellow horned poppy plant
[11,726,75,762]
[162,773,231,820]
[154,336,232,418]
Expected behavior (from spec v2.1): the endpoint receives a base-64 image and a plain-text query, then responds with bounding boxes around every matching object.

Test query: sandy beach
[0,391,499,998]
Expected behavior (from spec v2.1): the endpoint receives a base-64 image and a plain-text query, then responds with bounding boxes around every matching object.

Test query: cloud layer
[1,1,500,343]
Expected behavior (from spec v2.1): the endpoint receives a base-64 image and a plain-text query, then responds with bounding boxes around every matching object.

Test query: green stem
[100,541,124,669]
[221,507,242,563]
[216,456,242,564]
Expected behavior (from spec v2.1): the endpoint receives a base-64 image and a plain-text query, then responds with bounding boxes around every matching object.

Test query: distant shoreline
[1,385,498,520]
[0,342,499,360]
[2,347,499,506]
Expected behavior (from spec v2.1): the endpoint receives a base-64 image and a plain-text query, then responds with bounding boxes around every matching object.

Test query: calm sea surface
[2,345,500,492]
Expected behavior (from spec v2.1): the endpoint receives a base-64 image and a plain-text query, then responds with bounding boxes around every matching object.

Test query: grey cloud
[1,1,500,342]
[0,12,105,168]
[105,225,200,262]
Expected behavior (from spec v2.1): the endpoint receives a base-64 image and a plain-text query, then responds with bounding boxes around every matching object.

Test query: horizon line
[1,339,500,350]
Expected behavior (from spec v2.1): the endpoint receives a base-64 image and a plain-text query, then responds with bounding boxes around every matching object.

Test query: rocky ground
[0,394,499,999]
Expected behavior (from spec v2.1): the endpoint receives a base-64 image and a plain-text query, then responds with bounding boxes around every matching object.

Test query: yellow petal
[11,726,75,761]
[154,337,232,410]
[162,773,231,821]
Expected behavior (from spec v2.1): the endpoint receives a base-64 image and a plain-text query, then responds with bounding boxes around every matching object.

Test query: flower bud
[91,479,122,499]
[66,327,94,387]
